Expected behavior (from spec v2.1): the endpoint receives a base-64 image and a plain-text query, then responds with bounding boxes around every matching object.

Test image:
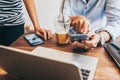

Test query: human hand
[72,32,101,50]
[34,27,52,40]
[70,15,90,34]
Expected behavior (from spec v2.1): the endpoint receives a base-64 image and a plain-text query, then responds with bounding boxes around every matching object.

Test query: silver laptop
[0,45,98,80]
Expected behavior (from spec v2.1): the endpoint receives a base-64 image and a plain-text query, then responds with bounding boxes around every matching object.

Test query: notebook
[104,42,120,68]
[0,45,98,80]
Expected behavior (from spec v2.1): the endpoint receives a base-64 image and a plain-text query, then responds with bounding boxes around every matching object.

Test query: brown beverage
[56,32,69,44]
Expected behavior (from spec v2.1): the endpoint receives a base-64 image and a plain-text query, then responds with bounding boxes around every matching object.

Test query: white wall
[23,0,60,33]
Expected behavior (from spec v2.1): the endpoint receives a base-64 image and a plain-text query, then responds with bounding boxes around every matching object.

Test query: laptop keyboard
[81,69,90,80]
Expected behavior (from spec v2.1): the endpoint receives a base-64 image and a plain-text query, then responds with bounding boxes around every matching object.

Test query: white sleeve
[97,0,120,40]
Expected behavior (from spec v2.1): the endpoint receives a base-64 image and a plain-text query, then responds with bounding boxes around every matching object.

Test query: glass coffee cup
[54,15,71,45]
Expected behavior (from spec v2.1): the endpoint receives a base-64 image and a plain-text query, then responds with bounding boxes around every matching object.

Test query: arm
[94,0,120,46]
[23,0,39,30]
[73,0,120,50]
[23,0,52,40]
[97,0,120,41]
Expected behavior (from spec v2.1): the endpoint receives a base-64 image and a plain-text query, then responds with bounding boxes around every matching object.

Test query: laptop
[0,45,98,80]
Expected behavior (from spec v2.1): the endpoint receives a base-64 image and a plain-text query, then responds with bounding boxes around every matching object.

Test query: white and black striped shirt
[0,0,25,26]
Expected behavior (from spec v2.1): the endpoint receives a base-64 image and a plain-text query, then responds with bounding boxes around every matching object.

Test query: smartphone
[24,33,44,46]
[69,27,89,42]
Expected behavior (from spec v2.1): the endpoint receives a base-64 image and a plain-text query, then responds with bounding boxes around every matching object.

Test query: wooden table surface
[0,34,120,80]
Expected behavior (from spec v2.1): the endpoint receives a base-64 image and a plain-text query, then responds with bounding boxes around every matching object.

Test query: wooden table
[0,34,120,80]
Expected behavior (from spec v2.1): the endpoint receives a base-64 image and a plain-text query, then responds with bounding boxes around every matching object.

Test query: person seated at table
[0,0,52,46]
[61,0,120,50]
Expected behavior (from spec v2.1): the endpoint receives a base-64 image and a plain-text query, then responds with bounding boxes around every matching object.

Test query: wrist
[34,25,41,30]
[97,30,111,41]
[93,33,101,46]
[98,33,106,46]
[97,30,111,46]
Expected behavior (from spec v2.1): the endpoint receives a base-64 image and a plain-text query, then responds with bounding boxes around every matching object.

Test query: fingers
[72,41,94,50]
[82,33,100,49]
[72,20,83,33]
[42,29,47,40]
[35,28,52,40]
[82,21,90,34]
[72,35,99,50]
[35,28,47,40]
[79,20,90,34]
[79,20,84,33]
[71,16,90,34]
[83,40,97,49]
[72,41,85,48]
[72,20,78,32]
[46,29,52,39]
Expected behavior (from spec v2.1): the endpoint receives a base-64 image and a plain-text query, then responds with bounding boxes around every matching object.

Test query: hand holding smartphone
[69,27,89,42]
[24,33,44,46]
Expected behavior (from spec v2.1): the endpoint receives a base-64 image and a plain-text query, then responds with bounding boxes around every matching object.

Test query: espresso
[56,32,69,44]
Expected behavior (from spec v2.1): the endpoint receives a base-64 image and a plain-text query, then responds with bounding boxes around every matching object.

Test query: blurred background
[23,0,60,33]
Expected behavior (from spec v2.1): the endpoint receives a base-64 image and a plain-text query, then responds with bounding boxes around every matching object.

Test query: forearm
[23,0,40,29]
[103,0,120,40]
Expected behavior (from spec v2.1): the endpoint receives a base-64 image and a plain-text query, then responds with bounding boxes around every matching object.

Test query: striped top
[0,0,25,26]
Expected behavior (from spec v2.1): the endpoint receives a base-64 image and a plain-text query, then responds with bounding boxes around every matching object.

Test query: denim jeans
[0,24,24,46]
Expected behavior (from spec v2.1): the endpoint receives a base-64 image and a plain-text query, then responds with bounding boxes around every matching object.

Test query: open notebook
[0,45,98,80]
